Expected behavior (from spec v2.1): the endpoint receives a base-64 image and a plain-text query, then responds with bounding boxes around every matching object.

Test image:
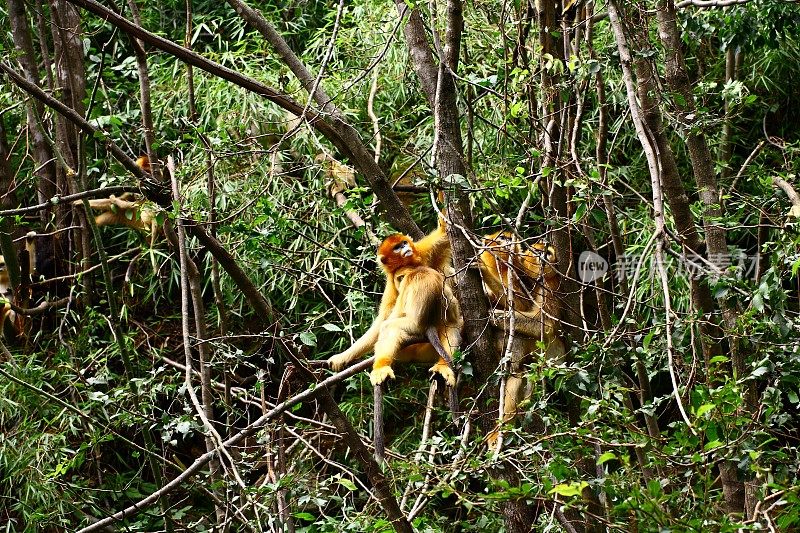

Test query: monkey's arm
[77,195,139,210]
[328,319,382,370]
[478,259,509,308]
[328,282,396,370]
[417,223,452,272]
[491,307,558,340]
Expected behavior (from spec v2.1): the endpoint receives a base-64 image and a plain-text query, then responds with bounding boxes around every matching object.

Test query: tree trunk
[49,0,94,300]
[396,1,541,530]
[537,3,604,530]
[127,0,159,176]
[654,0,748,512]
[6,0,57,223]
[619,4,723,378]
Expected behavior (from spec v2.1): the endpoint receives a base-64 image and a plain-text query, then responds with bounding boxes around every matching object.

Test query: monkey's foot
[429,363,456,388]
[327,353,351,372]
[370,366,395,386]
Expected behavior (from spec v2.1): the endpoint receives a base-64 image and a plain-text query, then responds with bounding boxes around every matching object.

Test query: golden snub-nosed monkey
[74,156,159,236]
[480,231,565,443]
[327,220,461,386]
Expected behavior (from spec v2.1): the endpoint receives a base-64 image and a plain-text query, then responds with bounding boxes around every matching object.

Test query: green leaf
[321,323,342,332]
[337,478,357,491]
[696,403,715,418]
[597,452,617,465]
[643,330,655,350]
[752,292,764,311]
[299,331,317,346]
[548,481,588,498]
[787,390,799,404]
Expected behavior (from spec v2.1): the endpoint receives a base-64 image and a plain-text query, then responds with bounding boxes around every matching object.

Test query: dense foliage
[1,0,799,531]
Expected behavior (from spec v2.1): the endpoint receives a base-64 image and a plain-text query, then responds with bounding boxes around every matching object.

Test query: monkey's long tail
[426,326,453,366]
[425,326,459,420]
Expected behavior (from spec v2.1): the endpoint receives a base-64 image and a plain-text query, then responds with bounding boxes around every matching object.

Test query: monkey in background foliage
[0,256,18,340]
[328,217,461,386]
[0,248,28,343]
[79,192,158,233]
[480,231,565,445]
[74,155,160,237]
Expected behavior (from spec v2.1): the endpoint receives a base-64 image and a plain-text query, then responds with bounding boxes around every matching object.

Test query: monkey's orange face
[524,242,557,279]
[484,231,518,275]
[377,234,421,273]
[135,155,151,173]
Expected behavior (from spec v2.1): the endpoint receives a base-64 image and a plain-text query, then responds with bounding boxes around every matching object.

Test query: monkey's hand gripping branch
[425,326,457,386]
[425,326,460,421]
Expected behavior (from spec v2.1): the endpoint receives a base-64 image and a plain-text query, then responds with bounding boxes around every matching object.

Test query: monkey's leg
[93,211,121,228]
[503,374,526,424]
[431,326,460,417]
[394,342,437,363]
[492,307,550,339]
[328,319,383,371]
[545,336,567,364]
[371,318,418,385]
[392,339,456,365]
[486,372,526,450]
[1,306,18,342]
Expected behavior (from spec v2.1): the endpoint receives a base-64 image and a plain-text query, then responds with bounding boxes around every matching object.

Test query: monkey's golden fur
[480,231,565,442]
[328,221,461,386]
[0,256,20,341]
[78,193,158,233]
[0,256,10,297]
[75,156,159,235]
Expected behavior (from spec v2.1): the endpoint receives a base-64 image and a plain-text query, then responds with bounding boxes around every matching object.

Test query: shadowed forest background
[1,0,800,531]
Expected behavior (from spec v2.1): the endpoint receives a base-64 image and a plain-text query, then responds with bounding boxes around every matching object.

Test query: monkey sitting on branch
[327,205,461,462]
[328,218,461,387]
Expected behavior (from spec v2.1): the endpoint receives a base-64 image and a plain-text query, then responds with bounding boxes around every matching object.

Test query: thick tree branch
[225,0,339,118]
[0,186,140,216]
[395,1,439,110]
[773,176,800,217]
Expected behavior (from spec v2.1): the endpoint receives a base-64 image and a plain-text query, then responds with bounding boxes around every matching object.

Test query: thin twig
[367,65,382,163]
